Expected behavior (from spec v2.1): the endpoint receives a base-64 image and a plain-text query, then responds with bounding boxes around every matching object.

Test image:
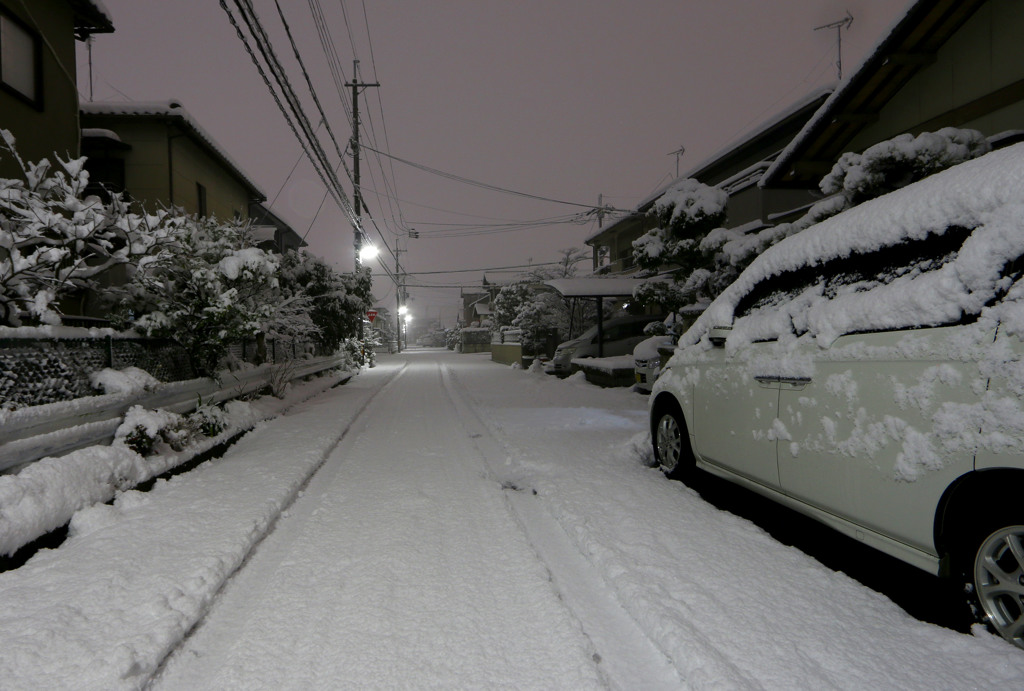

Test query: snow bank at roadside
[0,366,381,689]
[0,372,349,557]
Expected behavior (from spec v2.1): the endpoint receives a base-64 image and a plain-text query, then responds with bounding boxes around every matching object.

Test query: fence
[1,335,319,410]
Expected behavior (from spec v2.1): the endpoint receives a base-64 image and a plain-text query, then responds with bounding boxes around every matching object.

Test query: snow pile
[0,373,346,557]
[90,366,160,395]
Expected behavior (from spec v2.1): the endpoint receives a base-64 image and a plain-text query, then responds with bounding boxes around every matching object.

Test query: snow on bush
[821,127,991,208]
[115,405,188,455]
[0,130,177,327]
[633,179,727,275]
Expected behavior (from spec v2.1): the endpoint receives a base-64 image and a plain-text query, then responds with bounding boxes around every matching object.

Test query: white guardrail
[0,355,349,472]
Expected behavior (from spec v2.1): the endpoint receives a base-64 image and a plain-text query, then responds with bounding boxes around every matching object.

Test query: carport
[544,277,647,357]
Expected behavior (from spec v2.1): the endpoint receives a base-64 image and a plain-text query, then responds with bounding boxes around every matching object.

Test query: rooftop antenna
[815,10,854,81]
[667,145,685,178]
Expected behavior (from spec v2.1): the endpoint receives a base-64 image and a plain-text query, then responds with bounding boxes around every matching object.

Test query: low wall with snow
[491,343,523,367]
[572,356,636,388]
[1,331,320,409]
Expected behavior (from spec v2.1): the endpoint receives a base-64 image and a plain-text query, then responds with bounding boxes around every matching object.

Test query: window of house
[196,182,208,218]
[0,10,41,107]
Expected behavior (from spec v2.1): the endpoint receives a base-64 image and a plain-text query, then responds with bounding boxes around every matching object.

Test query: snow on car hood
[681,143,1024,350]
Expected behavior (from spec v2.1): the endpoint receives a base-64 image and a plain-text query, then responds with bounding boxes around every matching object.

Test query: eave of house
[761,0,989,188]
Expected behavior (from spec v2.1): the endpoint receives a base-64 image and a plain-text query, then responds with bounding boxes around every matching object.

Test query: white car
[650,143,1024,649]
[551,315,661,375]
[632,334,675,393]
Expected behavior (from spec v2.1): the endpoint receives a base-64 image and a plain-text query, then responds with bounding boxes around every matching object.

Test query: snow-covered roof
[545,277,647,298]
[81,128,121,142]
[71,0,115,36]
[80,101,265,201]
[761,0,987,187]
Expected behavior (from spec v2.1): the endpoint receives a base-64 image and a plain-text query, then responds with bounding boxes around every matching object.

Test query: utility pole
[346,59,379,341]
[396,238,404,353]
[815,11,854,81]
[346,59,380,266]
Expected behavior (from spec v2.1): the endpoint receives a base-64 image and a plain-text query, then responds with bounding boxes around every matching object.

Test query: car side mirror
[708,326,732,347]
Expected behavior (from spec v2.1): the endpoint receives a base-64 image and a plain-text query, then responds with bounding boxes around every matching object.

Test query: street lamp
[401,307,413,348]
[359,243,379,262]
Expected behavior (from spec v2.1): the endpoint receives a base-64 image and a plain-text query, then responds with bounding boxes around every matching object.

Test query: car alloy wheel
[973,524,1024,649]
[656,412,683,476]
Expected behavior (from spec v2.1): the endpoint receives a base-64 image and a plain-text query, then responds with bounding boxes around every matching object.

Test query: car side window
[733,226,972,332]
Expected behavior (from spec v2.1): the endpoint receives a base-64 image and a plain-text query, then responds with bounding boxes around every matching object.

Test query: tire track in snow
[440,363,686,690]
[148,362,409,684]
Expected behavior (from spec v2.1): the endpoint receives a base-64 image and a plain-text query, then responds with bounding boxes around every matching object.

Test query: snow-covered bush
[115,405,187,455]
[633,179,727,275]
[110,216,291,377]
[492,248,593,348]
[278,251,371,354]
[0,131,176,326]
[821,127,991,209]
[190,398,227,437]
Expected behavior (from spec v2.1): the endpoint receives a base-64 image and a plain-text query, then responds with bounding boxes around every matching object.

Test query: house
[0,0,113,180]
[80,101,266,220]
[591,0,1024,279]
[762,0,1024,189]
[586,88,831,275]
[249,202,306,255]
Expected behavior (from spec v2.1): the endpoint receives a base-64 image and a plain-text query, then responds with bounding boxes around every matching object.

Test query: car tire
[652,400,692,480]
[963,519,1024,649]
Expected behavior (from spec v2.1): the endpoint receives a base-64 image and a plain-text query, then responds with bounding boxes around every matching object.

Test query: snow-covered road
[153,357,610,689]
[2,348,1023,689]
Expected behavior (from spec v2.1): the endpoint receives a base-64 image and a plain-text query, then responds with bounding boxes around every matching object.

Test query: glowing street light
[359,243,379,262]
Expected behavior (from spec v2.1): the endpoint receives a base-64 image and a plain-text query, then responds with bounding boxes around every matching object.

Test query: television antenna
[667,145,685,178]
[815,11,854,80]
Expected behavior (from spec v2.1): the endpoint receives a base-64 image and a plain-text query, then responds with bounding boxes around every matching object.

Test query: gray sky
[77,0,911,326]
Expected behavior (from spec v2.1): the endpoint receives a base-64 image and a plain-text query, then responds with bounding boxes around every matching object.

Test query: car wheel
[652,402,691,480]
[968,522,1024,649]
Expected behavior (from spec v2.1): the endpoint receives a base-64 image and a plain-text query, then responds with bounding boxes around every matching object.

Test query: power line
[408,262,559,275]
[361,144,627,211]
[222,0,357,228]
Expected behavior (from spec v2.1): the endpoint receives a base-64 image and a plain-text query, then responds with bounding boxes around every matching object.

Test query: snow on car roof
[685,142,1024,347]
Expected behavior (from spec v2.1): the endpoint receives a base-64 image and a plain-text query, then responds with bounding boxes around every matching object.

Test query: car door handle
[755,375,812,385]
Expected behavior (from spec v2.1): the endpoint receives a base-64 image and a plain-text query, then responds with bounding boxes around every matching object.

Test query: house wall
[169,131,251,220]
[848,0,1024,152]
[0,0,80,180]
[80,116,253,220]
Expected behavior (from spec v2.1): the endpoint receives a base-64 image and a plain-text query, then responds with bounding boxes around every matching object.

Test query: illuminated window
[0,10,41,107]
